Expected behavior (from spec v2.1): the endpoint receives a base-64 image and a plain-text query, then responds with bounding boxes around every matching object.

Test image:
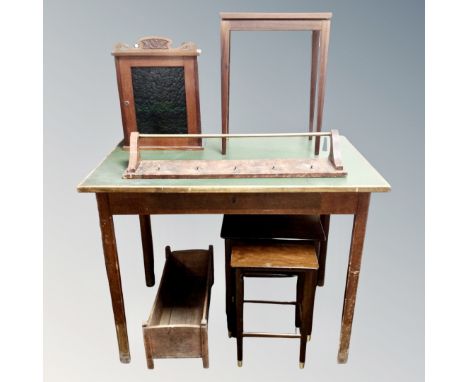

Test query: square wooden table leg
[314,19,331,155]
[308,29,320,141]
[220,19,231,155]
[338,193,370,363]
[139,214,155,287]
[295,274,304,328]
[318,214,330,286]
[307,271,318,338]
[96,193,131,363]
[225,239,236,337]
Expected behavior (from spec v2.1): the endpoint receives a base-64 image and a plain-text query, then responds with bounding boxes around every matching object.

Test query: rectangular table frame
[95,190,370,364]
[220,12,332,155]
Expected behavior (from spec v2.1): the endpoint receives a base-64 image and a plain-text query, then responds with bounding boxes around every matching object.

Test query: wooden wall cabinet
[113,36,202,149]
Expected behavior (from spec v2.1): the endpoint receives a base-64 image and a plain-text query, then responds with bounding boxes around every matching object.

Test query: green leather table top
[77,136,390,193]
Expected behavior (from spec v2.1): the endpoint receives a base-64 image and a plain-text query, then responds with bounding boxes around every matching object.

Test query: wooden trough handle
[127,130,344,172]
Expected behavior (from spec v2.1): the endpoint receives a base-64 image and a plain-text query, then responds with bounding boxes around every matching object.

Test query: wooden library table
[77,136,390,364]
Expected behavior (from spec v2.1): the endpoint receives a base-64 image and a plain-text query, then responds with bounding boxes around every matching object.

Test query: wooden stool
[221,215,327,338]
[231,240,319,368]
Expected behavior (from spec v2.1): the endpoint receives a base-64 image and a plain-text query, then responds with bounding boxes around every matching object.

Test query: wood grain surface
[143,247,213,367]
[231,241,319,269]
[123,157,347,179]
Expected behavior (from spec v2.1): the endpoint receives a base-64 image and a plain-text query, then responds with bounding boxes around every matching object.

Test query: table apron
[106,192,360,215]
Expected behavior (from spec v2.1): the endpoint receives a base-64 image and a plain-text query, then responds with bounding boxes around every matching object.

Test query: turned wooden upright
[220,12,332,154]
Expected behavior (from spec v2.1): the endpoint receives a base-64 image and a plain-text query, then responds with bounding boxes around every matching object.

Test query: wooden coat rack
[123,130,345,179]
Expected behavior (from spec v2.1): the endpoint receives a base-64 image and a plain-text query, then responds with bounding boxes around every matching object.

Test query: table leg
[139,215,155,287]
[96,194,131,363]
[225,239,236,337]
[220,20,231,155]
[295,274,304,328]
[318,214,330,286]
[308,29,320,140]
[315,20,331,155]
[338,193,370,363]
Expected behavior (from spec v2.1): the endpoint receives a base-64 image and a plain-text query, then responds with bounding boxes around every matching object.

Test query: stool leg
[299,334,307,369]
[299,271,314,368]
[235,269,244,366]
[307,272,319,338]
[295,274,304,328]
[139,215,155,287]
[225,239,236,337]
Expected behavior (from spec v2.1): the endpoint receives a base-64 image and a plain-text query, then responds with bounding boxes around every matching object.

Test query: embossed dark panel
[131,67,188,134]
